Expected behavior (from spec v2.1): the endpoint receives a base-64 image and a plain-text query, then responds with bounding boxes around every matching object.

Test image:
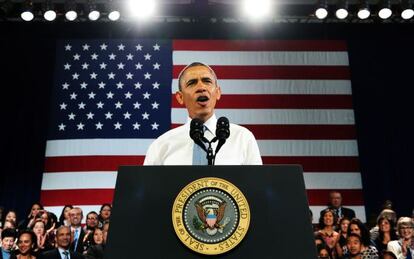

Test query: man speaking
[144,62,262,165]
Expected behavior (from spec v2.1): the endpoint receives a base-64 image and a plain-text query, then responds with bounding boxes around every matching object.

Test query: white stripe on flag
[172,108,356,125]
[173,51,350,66]
[45,139,358,157]
[258,140,359,157]
[41,171,363,190]
[45,139,154,157]
[171,79,353,95]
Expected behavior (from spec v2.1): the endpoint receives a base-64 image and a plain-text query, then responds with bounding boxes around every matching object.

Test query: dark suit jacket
[321,206,356,220]
[39,248,83,259]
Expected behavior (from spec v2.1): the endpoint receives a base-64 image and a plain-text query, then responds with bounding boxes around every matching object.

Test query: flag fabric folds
[41,39,365,223]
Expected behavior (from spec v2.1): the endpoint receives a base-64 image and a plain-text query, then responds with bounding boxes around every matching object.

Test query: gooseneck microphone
[190,118,208,152]
[215,117,230,155]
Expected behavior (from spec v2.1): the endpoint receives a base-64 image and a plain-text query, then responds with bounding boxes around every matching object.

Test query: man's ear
[216,85,222,101]
[175,91,184,105]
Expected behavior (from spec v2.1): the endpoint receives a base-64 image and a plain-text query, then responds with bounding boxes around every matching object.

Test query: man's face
[56,227,71,249]
[1,237,15,251]
[69,208,82,226]
[86,213,98,228]
[329,192,342,208]
[176,65,221,122]
[347,236,362,257]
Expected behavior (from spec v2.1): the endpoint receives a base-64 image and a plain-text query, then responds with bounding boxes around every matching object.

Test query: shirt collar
[58,247,70,257]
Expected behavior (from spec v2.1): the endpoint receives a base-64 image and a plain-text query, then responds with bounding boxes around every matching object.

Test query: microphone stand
[200,137,220,165]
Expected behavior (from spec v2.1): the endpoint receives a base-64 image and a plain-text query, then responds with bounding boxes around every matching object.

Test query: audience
[387,217,414,258]
[15,230,37,259]
[373,216,398,254]
[1,228,17,259]
[57,205,73,228]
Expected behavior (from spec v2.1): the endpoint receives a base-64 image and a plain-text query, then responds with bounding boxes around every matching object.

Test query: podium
[105,165,317,259]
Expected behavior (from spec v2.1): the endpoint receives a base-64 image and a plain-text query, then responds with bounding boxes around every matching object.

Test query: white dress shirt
[144,114,262,165]
[58,247,71,259]
[388,239,414,259]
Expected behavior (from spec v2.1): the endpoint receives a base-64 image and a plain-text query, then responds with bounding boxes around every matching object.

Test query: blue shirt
[1,248,11,259]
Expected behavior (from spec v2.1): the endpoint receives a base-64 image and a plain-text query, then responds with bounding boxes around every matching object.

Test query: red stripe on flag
[171,94,353,109]
[173,40,348,51]
[44,156,145,172]
[307,189,364,205]
[171,124,356,140]
[44,156,359,173]
[40,189,114,206]
[262,156,360,172]
[173,65,350,80]
[40,189,363,206]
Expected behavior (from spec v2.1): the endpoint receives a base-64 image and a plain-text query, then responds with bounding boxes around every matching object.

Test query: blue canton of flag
[48,39,172,139]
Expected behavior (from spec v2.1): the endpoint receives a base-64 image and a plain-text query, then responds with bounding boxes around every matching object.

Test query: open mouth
[196,95,209,105]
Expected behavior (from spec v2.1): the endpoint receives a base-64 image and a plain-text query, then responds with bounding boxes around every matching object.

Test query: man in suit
[321,191,356,224]
[39,226,83,259]
[68,207,86,254]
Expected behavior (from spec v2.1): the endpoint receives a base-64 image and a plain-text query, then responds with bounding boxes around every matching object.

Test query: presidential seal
[172,177,250,255]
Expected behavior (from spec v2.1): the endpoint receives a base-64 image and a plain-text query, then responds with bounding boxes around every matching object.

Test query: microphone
[190,118,207,151]
[215,117,230,155]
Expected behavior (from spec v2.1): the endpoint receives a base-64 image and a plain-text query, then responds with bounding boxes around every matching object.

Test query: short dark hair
[177,62,217,91]
[1,228,16,240]
[17,229,37,250]
[346,233,362,243]
[87,211,99,218]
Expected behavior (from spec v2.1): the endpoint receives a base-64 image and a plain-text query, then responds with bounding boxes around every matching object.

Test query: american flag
[41,40,365,223]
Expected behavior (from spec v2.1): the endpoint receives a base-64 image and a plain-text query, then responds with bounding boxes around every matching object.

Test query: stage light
[315,0,328,19]
[242,0,272,19]
[401,0,414,19]
[357,0,371,19]
[43,0,56,21]
[378,0,392,19]
[87,0,100,21]
[65,0,77,21]
[21,0,34,21]
[335,0,349,19]
[128,0,156,19]
[109,10,121,21]
[108,0,120,21]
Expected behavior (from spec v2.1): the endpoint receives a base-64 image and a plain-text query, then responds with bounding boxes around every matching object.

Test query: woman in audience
[18,203,44,230]
[98,204,112,228]
[316,209,339,258]
[373,216,398,253]
[4,210,18,225]
[336,217,351,258]
[317,243,333,259]
[387,217,414,259]
[31,219,54,253]
[58,205,73,227]
[84,228,105,259]
[16,229,37,259]
[348,218,379,258]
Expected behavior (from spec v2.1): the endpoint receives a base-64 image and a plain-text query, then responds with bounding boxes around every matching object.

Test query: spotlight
[21,0,34,21]
[43,0,56,21]
[335,0,349,19]
[108,0,120,21]
[357,0,371,19]
[242,0,272,19]
[65,0,77,21]
[128,0,156,19]
[87,0,100,21]
[378,0,392,19]
[401,0,414,19]
[315,0,328,20]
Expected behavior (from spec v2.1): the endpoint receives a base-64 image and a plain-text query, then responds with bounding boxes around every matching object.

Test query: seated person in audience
[84,228,105,259]
[18,203,44,231]
[347,218,379,259]
[1,228,17,259]
[373,216,398,254]
[346,233,365,259]
[15,230,37,259]
[317,243,333,259]
[370,209,397,241]
[321,191,356,226]
[387,217,414,259]
[58,205,73,227]
[316,209,340,257]
[98,204,111,228]
[39,226,83,259]
[336,217,351,258]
